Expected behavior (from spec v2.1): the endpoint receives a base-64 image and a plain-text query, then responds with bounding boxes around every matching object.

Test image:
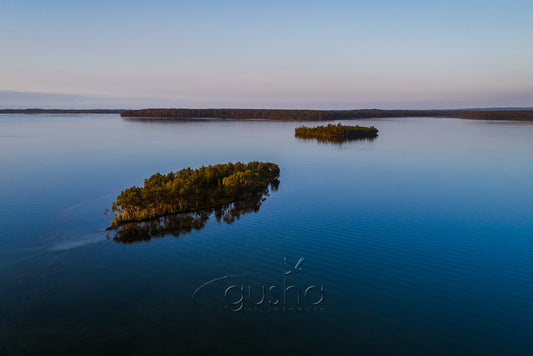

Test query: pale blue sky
[1,0,532,109]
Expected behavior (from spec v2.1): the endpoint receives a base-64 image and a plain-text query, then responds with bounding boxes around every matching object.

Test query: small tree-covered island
[295,123,379,143]
[108,162,280,228]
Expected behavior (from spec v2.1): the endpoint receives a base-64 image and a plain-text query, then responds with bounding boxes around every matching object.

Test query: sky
[1,0,532,109]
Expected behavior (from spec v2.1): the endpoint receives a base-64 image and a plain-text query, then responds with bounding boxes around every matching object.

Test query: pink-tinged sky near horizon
[1,0,532,109]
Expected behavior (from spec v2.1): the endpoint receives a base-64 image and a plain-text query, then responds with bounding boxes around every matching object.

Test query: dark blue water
[1,114,533,355]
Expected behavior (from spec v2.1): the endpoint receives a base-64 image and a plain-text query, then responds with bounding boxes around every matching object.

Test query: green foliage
[111,161,280,225]
[295,123,378,143]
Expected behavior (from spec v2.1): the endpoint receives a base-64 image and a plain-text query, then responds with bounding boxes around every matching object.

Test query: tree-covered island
[108,162,280,227]
[295,123,378,143]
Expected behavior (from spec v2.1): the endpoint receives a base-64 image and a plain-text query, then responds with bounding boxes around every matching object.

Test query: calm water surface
[1,114,533,355]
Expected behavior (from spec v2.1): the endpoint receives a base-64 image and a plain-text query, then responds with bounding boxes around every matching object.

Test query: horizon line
[2,106,533,113]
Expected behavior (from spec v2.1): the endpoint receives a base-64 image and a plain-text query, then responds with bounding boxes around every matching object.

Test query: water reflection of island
[295,135,377,144]
[107,190,276,244]
[295,124,378,144]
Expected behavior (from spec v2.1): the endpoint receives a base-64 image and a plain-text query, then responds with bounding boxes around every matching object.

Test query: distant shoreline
[2,108,533,120]
[0,109,125,114]
[121,108,533,121]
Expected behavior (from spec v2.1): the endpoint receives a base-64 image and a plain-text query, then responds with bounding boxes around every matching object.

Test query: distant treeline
[295,123,378,143]
[0,109,125,114]
[454,110,533,121]
[121,108,458,120]
[120,108,533,121]
[4,108,532,120]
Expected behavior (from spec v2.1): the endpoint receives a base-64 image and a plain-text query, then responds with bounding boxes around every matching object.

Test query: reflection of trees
[295,135,376,145]
[108,179,278,244]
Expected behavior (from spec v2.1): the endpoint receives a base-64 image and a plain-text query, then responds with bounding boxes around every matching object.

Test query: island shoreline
[105,191,277,231]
